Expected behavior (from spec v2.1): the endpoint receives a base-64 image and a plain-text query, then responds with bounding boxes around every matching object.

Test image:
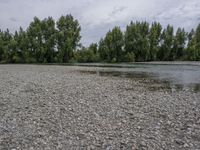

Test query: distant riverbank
[135,61,200,66]
[1,61,200,66]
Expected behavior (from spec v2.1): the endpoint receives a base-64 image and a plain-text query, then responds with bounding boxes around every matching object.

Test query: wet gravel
[0,65,200,150]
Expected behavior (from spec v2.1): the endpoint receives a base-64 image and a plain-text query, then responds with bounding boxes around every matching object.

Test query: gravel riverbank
[0,65,200,150]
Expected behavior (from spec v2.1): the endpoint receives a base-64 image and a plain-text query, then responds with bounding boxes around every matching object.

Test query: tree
[1,16,200,63]
[104,27,124,62]
[186,25,200,61]
[98,27,124,62]
[158,25,174,61]
[16,27,29,63]
[149,22,162,61]
[41,17,56,63]
[27,17,43,63]
[89,43,98,55]
[171,28,186,60]
[0,30,4,62]
[10,31,20,63]
[75,45,99,63]
[1,29,13,62]
[186,29,195,60]
[56,15,81,63]
[125,21,149,61]
[26,17,57,63]
[125,21,137,57]
[98,38,109,62]
[194,24,200,60]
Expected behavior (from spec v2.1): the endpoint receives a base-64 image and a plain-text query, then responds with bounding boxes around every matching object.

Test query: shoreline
[0,61,200,67]
[0,65,199,149]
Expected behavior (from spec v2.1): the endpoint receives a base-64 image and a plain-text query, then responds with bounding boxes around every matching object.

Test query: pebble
[0,65,199,149]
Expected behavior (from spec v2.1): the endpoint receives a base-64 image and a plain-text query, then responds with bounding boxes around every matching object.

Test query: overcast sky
[0,0,200,46]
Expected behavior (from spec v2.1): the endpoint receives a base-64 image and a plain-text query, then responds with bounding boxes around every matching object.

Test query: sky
[0,0,200,46]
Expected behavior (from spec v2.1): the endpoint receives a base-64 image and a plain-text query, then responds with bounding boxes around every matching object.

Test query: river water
[76,62,200,92]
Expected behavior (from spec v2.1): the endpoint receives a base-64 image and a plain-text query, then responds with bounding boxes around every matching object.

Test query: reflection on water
[79,63,200,92]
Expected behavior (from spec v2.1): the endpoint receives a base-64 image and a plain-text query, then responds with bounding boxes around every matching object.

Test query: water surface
[78,62,200,92]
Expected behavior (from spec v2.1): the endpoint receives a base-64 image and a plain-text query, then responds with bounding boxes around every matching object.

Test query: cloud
[154,0,200,30]
[0,0,199,45]
[0,0,11,3]
[9,17,21,23]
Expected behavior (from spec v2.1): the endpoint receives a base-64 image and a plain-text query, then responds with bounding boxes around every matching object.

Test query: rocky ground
[0,65,200,150]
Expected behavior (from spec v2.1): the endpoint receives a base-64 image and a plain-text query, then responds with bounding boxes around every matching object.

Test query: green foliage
[125,21,150,61]
[0,31,4,62]
[0,15,200,63]
[123,52,135,62]
[186,25,200,61]
[171,28,186,60]
[98,38,109,62]
[149,22,162,61]
[158,25,174,61]
[41,17,57,63]
[0,15,81,63]
[75,44,100,63]
[26,17,58,63]
[99,26,124,62]
[57,15,81,63]
[194,24,200,60]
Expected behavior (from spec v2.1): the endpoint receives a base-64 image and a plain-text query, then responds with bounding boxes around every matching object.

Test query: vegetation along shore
[0,15,200,64]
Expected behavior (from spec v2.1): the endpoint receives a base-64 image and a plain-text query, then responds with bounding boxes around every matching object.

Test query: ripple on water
[79,64,200,93]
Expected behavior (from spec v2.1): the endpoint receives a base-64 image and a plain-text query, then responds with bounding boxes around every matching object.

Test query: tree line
[0,15,200,63]
[0,15,81,63]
